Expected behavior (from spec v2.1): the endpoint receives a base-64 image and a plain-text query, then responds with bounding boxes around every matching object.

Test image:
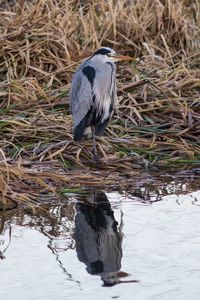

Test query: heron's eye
[107,53,116,57]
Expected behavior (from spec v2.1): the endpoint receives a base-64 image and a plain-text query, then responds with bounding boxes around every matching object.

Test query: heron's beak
[110,54,134,62]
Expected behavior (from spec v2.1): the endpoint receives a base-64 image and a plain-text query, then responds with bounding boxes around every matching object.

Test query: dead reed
[0,0,200,205]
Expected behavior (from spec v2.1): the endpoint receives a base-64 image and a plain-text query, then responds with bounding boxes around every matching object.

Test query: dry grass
[0,0,200,205]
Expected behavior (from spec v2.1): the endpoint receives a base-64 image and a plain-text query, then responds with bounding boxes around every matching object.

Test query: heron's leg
[91,126,98,160]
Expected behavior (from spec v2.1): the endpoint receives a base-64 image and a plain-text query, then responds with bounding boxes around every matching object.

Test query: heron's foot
[93,153,101,162]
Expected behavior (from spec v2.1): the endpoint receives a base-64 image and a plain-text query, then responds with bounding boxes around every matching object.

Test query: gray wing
[69,63,93,128]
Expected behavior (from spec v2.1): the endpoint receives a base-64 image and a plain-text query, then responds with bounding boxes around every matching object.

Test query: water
[1,169,200,300]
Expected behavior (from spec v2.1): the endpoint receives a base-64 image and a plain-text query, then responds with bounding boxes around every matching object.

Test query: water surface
[1,168,200,300]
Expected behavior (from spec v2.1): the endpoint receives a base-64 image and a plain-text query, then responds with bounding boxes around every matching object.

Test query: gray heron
[69,47,133,159]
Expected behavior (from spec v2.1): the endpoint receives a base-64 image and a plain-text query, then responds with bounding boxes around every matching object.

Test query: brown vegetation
[0,0,200,204]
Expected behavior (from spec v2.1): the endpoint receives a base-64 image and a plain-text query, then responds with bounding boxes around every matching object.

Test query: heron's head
[92,47,133,63]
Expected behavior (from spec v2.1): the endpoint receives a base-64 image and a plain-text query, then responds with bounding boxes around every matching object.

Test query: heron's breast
[101,97,112,121]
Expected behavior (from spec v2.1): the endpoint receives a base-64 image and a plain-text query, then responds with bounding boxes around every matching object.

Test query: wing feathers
[70,68,93,128]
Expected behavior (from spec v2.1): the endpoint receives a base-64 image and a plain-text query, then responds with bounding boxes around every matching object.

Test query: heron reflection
[74,190,135,286]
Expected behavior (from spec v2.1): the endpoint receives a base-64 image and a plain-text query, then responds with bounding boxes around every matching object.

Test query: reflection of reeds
[0,0,200,203]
